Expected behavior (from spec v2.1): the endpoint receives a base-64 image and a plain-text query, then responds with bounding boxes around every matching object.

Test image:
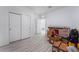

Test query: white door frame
[8,12,22,43]
[36,18,46,35]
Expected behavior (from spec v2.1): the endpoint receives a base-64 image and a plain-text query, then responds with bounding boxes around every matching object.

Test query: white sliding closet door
[9,13,21,42]
[22,15,31,39]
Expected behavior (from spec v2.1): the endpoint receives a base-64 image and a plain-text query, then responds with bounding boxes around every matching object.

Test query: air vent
[48,6,52,8]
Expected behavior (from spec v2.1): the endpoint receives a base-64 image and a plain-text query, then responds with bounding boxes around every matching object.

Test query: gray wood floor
[0,35,52,52]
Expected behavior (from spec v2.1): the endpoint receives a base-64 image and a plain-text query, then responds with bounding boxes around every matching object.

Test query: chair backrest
[69,29,78,43]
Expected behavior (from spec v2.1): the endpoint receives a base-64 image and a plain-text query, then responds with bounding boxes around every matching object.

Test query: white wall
[0,6,37,46]
[46,7,79,29]
[71,7,79,29]
[0,7,9,46]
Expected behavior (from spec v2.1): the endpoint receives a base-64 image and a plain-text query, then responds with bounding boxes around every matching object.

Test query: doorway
[9,12,21,42]
[37,18,46,35]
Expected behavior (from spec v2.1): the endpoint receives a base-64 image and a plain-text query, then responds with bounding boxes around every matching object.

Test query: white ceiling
[27,6,65,15]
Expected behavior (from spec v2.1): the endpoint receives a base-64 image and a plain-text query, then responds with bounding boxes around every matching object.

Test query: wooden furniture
[47,27,70,52]
[48,36,68,52]
[47,27,70,38]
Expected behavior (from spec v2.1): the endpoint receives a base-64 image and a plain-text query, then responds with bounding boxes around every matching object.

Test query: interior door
[22,15,31,39]
[37,19,46,35]
[40,19,46,35]
[37,19,41,34]
[9,13,21,42]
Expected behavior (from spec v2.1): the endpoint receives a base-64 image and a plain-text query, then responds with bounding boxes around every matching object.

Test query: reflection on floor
[0,35,52,52]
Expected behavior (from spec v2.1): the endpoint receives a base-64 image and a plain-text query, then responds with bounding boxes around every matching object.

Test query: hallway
[0,35,52,52]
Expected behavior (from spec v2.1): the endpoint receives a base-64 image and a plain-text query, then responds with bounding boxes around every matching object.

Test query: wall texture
[0,7,9,46]
[46,7,79,30]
